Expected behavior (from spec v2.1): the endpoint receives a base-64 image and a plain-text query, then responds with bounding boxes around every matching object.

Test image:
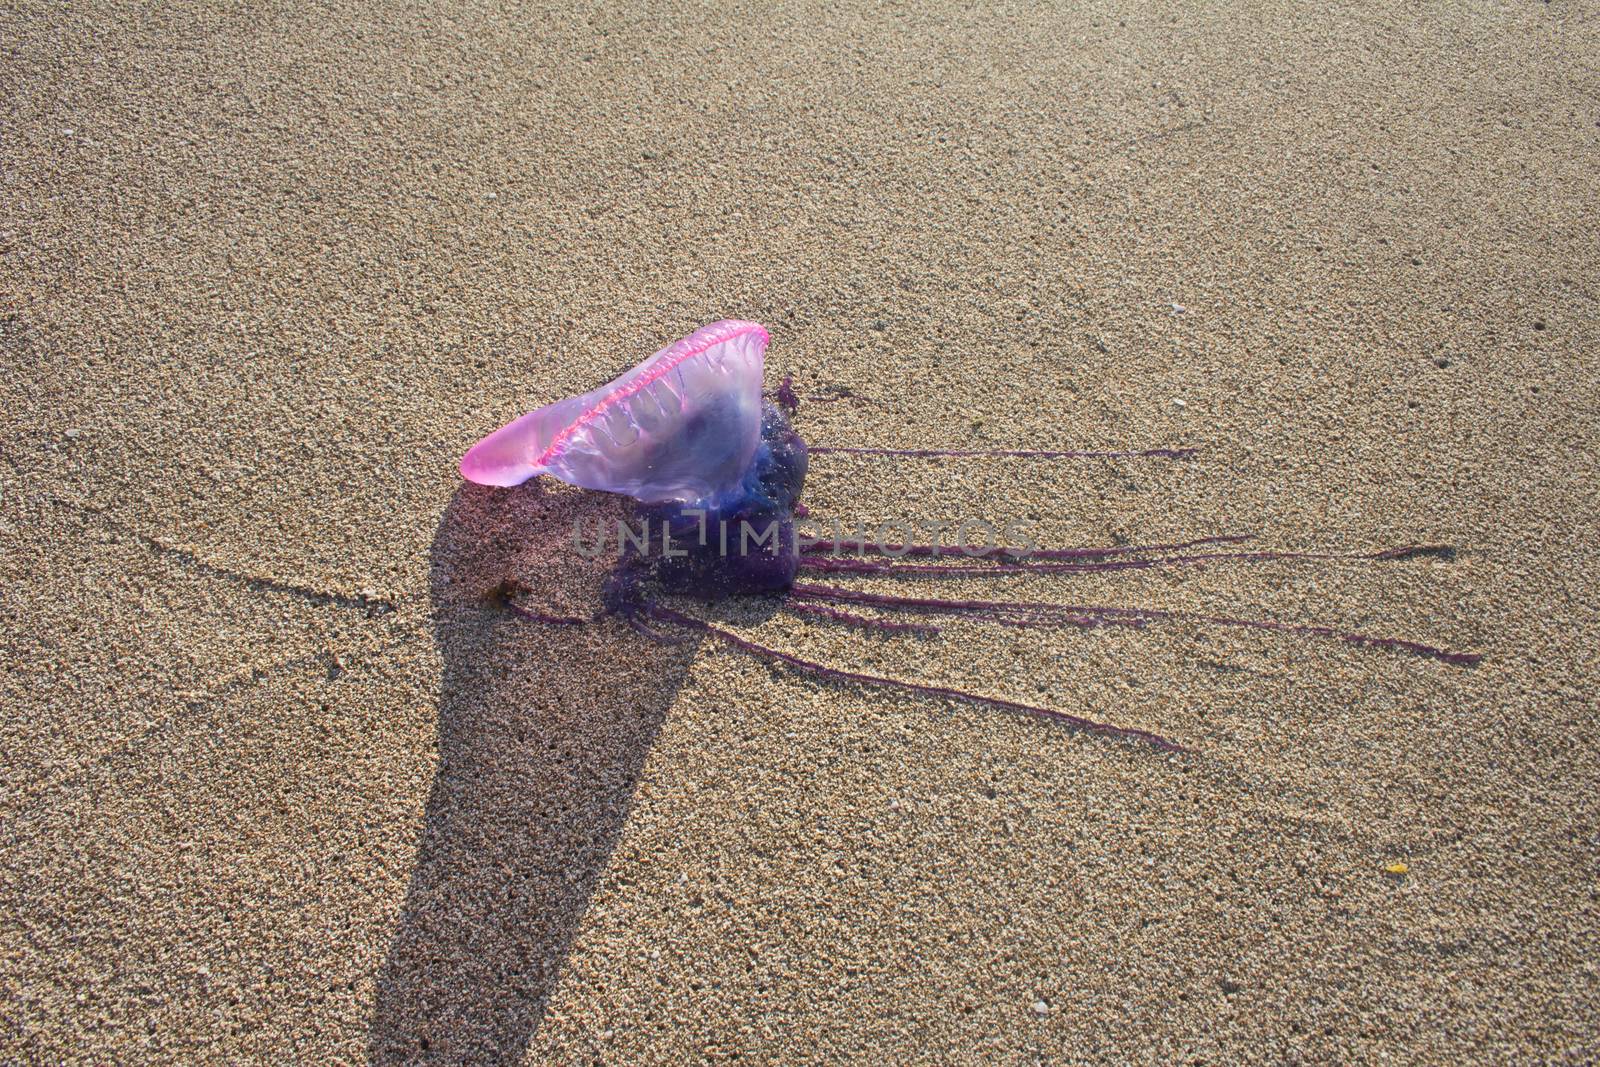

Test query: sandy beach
[4,0,1598,1061]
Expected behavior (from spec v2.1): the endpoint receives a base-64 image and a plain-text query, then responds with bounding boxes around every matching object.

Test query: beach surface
[3,1,1598,1061]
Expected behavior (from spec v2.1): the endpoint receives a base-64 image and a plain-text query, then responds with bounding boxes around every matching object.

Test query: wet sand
[3,1,1598,1062]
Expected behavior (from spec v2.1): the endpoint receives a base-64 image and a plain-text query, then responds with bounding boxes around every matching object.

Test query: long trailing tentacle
[788,583,1148,631]
[793,543,1459,579]
[789,582,1482,666]
[626,612,693,645]
[798,556,1159,577]
[643,602,1184,752]
[1180,611,1482,665]
[784,599,941,636]
[809,445,1197,460]
[799,533,1255,561]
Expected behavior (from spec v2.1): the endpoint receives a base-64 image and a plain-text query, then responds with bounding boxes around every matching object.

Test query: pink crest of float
[460,320,770,503]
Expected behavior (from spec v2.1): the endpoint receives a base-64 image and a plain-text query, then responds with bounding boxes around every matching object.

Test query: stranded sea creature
[460,320,1479,751]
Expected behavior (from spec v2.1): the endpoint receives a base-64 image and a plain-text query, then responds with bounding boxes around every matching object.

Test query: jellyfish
[460,320,1479,752]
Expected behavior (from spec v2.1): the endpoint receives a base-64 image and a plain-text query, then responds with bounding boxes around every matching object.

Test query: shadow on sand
[368,482,705,1063]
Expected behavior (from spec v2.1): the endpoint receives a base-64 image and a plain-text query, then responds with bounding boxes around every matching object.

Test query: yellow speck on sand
[1386,862,1411,876]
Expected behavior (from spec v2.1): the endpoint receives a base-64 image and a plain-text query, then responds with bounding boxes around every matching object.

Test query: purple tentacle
[809,445,1197,460]
[785,599,941,636]
[772,374,799,415]
[644,603,1183,752]
[799,533,1254,561]
[789,583,1147,631]
[789,583,1480,666]
[626,612,692,645]
[798,556,1160,577]
[1161,544,1457,568]
[795,543,1462,579]
[1183,611,1482,666]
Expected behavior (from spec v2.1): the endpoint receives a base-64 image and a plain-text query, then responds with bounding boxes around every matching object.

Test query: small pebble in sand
[1032,1000,1051,1015]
